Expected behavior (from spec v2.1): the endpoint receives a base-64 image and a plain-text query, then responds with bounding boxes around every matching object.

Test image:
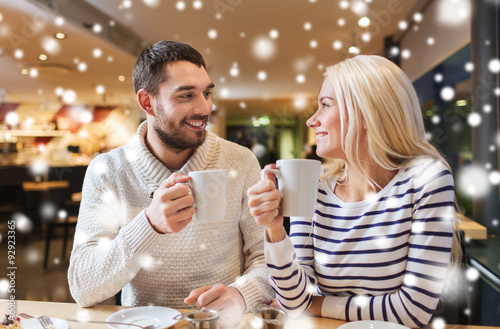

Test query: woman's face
[306,78,344,160]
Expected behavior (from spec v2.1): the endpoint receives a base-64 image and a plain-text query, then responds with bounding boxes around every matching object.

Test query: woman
[247,55,461,328]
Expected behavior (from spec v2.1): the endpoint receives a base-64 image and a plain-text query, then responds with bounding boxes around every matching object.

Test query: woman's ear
[137,89,154,116]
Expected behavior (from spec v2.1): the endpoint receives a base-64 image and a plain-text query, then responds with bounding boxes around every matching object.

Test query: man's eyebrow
[173,83,215,93]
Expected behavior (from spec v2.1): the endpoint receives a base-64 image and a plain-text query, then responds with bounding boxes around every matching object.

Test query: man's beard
[153,104,208,152]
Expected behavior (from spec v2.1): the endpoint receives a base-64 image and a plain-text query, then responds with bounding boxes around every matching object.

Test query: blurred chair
[44,215,78,269]
[43,192,81,270]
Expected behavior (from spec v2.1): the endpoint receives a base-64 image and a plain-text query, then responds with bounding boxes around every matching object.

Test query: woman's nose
[306,111,319,128]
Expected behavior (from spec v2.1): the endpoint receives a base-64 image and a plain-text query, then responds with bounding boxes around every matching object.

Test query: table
[1,300,499,329]
[22,181,70,191]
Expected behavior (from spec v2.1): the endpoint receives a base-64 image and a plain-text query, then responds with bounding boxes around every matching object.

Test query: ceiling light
[20,69,29,75]
[358,17,370,28]
[38,54,48,61]
[118,75,126,82]
[348,46,360,55]
[54,32,66,39]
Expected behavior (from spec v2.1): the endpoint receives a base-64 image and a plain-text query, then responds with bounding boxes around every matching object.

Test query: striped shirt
[264,157,455,328]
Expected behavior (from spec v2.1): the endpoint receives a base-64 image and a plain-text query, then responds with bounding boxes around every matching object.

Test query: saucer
[105,306,181,329]
[21,318,69,329]
[338,320,411,329]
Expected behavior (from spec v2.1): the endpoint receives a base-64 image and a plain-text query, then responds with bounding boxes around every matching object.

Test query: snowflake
[432,317,446,329]
[458,165,489,197]
[354,295,369,307]
[252,37,276,61]
[466,267,480,282]
[404,274,417,287]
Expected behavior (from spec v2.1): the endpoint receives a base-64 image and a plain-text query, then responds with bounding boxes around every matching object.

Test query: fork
[37,316,55,329]
[18,314,54,329]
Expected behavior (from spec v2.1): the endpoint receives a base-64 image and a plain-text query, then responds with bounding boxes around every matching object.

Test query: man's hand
[184,284,246,327]
[145,172,195,234]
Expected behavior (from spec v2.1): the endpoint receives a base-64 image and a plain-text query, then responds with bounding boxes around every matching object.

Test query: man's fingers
[160,172,191,189]
[184,286,212,304]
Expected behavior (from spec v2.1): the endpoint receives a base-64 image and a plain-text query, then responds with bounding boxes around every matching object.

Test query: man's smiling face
[151,60,214,151]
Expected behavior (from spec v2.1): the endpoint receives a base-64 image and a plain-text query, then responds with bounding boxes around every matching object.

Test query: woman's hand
[247,164,286,242]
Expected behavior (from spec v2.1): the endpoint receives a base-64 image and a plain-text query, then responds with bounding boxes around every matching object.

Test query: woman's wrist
[307,296,325,316]
[265,226,286,243]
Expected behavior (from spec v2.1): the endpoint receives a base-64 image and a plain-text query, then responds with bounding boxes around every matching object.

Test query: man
[68,41,274,325]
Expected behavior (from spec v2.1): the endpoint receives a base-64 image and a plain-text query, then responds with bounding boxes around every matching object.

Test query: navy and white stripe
[264,157,454,328]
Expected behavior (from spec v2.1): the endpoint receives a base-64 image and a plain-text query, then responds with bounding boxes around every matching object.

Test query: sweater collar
[126,121,218,192]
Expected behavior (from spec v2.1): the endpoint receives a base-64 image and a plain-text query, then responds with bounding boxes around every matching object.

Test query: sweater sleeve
[67,156,162,307]
[320,166,455,328]
[229,150,275,309]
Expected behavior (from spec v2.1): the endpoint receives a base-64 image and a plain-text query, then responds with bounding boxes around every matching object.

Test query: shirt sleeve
[320,165,455,328]
[67,156,162,307]
[264,217,317,318]
[229,150,275,309]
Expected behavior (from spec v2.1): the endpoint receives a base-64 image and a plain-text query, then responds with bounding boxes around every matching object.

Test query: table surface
[1,300,499,329]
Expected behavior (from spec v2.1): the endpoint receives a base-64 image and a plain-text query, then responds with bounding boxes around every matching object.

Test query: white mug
[188,169,228,222]
[261,159,321,218]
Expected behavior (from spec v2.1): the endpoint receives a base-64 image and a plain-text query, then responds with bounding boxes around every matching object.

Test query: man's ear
[137,89,155,116]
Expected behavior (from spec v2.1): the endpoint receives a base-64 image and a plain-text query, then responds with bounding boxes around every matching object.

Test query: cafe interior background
[0,0,499,326]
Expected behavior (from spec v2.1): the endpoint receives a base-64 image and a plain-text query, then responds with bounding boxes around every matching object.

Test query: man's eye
[204,91,212,98]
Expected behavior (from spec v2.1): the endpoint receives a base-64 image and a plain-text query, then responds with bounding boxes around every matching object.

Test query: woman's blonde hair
[322,55,462,275]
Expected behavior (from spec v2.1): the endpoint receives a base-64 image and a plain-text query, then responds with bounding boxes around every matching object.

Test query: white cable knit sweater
[68,121,274,308]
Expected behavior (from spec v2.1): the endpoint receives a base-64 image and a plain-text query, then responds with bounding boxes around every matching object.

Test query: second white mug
[261,159,321,218]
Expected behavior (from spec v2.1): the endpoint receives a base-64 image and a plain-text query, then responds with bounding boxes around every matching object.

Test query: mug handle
[178,182,196,209]
[260,168,283,199]
[261,167,281,180]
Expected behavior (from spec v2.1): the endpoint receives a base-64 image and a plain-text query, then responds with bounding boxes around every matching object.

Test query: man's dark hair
[132,40,207,95]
